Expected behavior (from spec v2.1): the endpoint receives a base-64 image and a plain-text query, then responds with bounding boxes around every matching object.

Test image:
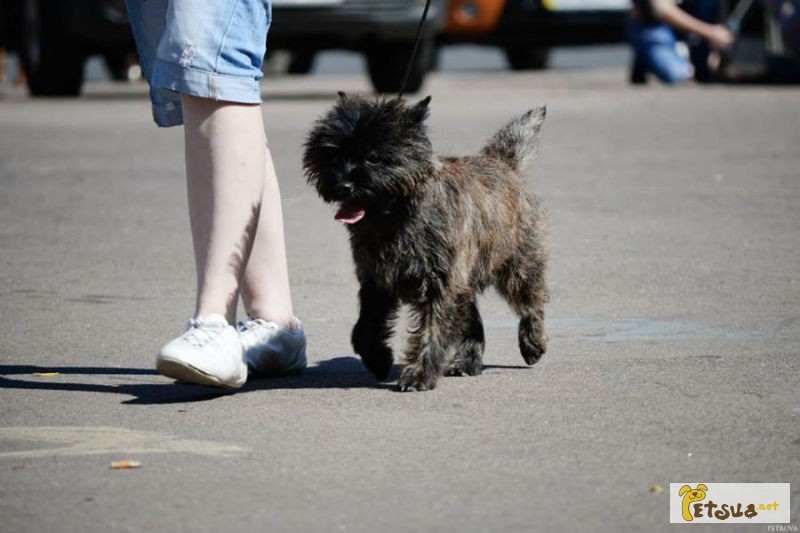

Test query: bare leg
[182,94,266,324]
[240,143,294,327]
[182,94,295,327]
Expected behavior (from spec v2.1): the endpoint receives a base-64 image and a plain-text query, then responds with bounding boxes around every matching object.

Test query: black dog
[304,93,549,391]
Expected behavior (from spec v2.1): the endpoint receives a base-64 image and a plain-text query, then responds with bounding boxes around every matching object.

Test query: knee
[649,52,692,83]
[658,64,692,84]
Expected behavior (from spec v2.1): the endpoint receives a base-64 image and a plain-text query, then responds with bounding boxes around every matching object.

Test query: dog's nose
[335,181,354,197]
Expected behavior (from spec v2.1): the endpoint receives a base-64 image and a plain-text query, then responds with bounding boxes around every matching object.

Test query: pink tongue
[334,203,366,225]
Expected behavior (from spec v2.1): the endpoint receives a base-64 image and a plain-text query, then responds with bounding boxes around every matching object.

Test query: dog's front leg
[399,302,451,392]
[444,293,485,377]
[352,280,398,381]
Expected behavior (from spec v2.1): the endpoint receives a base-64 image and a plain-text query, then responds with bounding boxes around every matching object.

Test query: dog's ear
[410,95,432,123]
[697,484,708,492]
[337,91,347,100]
[679,485,691,496]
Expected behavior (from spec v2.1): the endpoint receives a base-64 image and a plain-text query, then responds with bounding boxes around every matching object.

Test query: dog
[679,484,708,521]
[303,93,550,391]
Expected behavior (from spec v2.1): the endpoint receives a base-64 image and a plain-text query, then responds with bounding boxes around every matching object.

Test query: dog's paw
[360,348,394,381]
[398,365,437,392]
[443,359,482,377]
[520,331,547,365]
[521,340,546,366]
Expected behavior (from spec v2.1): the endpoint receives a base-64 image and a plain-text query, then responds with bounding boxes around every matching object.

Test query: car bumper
[499,9,627,46]
[60,0,132,46]
[270,0,445,49]
[442,0,627,46]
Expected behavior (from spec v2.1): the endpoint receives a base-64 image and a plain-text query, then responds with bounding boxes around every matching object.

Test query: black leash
[398,0,433,99]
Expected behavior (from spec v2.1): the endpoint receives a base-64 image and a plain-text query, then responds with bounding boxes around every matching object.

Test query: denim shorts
[125,0,271,127]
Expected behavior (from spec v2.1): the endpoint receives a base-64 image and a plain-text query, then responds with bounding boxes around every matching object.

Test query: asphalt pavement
[1,61,799,532]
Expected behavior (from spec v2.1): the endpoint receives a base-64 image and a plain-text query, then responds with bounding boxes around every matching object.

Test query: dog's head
[303,92,434,225]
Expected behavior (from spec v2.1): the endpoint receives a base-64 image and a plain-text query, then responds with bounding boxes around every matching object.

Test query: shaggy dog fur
[304,93,550,391]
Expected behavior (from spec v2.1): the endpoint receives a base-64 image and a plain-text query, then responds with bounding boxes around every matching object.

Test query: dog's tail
[480,106,546,173]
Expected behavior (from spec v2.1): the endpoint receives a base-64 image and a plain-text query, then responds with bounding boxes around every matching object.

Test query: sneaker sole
[246,350,307,377]
[156,357,245,389]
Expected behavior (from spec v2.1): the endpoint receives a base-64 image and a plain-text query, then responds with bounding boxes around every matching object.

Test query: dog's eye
[316,144,340,158]
[366,152,380,165]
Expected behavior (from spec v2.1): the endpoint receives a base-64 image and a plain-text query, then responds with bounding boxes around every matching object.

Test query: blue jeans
[627,20,692,83]
[125,0,271,127]
[627,0,722,83]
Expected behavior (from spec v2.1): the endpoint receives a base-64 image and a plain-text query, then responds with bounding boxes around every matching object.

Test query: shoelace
[238,315,300,334]
[236,317,256,333]
[182,318,226,347]
[237,317,283,347]
[237,316,270,332]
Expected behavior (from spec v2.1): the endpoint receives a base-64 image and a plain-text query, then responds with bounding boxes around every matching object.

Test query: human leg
[161,88,304,385]
[627,17,650,83]
[128,0,304,384]
[631,21,693,83]
[236,143,307,378]
[182,94,268,324]
[153,96,267,389]
[172,1,304,377]
[239,144,295,327]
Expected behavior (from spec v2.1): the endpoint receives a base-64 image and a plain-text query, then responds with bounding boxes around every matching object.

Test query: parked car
[1,0,133,96]
[269,0,446,93]
[439,0,629,70]
[0,0,445,96]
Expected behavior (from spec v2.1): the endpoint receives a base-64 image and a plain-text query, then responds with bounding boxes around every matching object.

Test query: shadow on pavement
[0,357,534,403]
[0,357,392,405]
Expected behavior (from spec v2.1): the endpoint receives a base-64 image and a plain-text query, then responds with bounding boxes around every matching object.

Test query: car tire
[287,50,316,75]
[19,0,85,96]
[366,37,434,94]
[505,46,550,71]
[104,50,133,81]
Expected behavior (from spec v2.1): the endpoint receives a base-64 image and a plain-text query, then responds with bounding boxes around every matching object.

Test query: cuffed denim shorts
[125,0,271,127]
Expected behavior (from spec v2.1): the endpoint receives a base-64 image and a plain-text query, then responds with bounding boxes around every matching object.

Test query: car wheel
[366,38,434,94]
[104,50,134,81]
[505,46,550,71]
[287,50,316,75]
[19,0,85,96]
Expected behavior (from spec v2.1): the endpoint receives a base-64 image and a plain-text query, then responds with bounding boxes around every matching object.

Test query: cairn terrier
[304,93,549,391]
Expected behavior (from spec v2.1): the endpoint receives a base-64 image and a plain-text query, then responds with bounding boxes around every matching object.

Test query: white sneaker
[156,314,247,389]
[238,316,307,376]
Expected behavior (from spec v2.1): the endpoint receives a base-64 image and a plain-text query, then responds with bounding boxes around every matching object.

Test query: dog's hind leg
[352,280,399,381]
[496,258,549,365]
[518,306,547,365]
[444,294,485,377]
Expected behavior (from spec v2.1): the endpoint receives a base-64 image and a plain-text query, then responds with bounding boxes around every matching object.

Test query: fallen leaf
[110,460,142,470]
[650,484,665,494]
